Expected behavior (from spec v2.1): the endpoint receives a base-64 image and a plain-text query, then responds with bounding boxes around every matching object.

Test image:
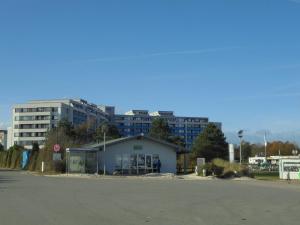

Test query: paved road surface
[0,170,299,225]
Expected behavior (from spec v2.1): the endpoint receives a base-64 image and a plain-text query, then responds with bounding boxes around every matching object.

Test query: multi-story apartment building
[10,98,222,150]
[12,99,108,149]
[0,130,7,150]
[98,105,115,119]
[113,110,222,150]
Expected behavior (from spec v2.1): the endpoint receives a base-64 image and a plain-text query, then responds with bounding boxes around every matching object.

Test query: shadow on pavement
[0,169,18,184]
[0,176,17,183]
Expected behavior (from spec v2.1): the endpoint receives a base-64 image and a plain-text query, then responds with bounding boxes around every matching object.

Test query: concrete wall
[279,158,300,180]
[98,139,177,174]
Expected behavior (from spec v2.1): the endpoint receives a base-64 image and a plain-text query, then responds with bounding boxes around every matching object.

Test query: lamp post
[101,124,108,176]
[238,130,243,165]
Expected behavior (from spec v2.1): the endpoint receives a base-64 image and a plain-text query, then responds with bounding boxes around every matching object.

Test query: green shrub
[28,151,38,171]
[9,149,22,169]
[0,145,23,169]
[197,163,213,176]
[0,151,8,167]
[209,158,251,178]
[31,149,66,173]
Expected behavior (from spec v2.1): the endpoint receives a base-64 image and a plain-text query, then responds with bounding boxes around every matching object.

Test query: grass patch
[253,171,279,181]
[197,158,251,178]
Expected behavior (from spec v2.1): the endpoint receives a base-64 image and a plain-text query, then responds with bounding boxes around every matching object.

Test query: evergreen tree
[192,123,228,161]
[57,118,74,137]
[32,142,40,153]
[167,135,185,147]
[149,118,171,140]
[95,123,121,142]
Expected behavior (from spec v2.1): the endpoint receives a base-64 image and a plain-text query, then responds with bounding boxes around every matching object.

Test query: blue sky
[1,0,300,142]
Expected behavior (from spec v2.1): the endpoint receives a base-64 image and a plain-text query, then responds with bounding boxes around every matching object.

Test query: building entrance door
[130,154,137,175]
[127,154,159,175]
[137,154,145,174]
[145,154,153,173]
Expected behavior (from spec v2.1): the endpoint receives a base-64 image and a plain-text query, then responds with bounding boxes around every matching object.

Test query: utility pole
[184,119,188,174]
[101,123,108,176]
[185,119,188,148]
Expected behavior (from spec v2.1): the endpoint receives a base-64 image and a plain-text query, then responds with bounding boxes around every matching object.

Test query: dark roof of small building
[79,134,188,153]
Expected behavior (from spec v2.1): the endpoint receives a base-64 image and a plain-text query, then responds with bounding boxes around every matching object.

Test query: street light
[95,120,109,175]
[101,123,109,175]
[238,130,244,165]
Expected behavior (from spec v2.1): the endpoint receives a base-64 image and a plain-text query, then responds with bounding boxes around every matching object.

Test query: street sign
[53,144,61,152]
[53,153,62,161]
[197,158,205,167]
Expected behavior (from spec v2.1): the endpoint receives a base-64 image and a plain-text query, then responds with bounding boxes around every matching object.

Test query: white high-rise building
[7,127,13,149]
[12,99,108,149]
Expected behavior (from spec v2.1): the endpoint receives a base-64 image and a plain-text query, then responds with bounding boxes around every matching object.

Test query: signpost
[53,144,61,161]
[53,153,62,161]
[196,158,205,176]
[53,144,61,152]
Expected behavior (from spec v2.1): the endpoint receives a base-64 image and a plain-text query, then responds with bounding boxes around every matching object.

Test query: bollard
[41,161,44,173]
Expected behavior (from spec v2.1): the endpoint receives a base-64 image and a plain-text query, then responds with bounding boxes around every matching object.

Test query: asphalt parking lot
[0,170,299,225]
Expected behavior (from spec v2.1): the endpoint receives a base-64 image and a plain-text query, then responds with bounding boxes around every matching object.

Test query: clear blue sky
[1,0,300,139]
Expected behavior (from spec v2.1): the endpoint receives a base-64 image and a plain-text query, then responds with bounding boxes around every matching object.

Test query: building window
[15,108,23,113]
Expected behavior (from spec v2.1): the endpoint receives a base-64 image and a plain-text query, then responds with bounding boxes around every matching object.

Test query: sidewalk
[42,172,215,181]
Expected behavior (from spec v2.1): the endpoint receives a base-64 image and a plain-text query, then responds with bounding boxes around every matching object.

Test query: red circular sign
[53,144,61,152]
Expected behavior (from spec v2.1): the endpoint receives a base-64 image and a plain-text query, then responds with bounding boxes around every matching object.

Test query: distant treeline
[234,141,299,162]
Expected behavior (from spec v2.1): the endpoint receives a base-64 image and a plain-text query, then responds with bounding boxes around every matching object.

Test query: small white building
[66,135,187,175]
[248,156,266,165]
[269,155,300,165]
[279,158,300,180]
